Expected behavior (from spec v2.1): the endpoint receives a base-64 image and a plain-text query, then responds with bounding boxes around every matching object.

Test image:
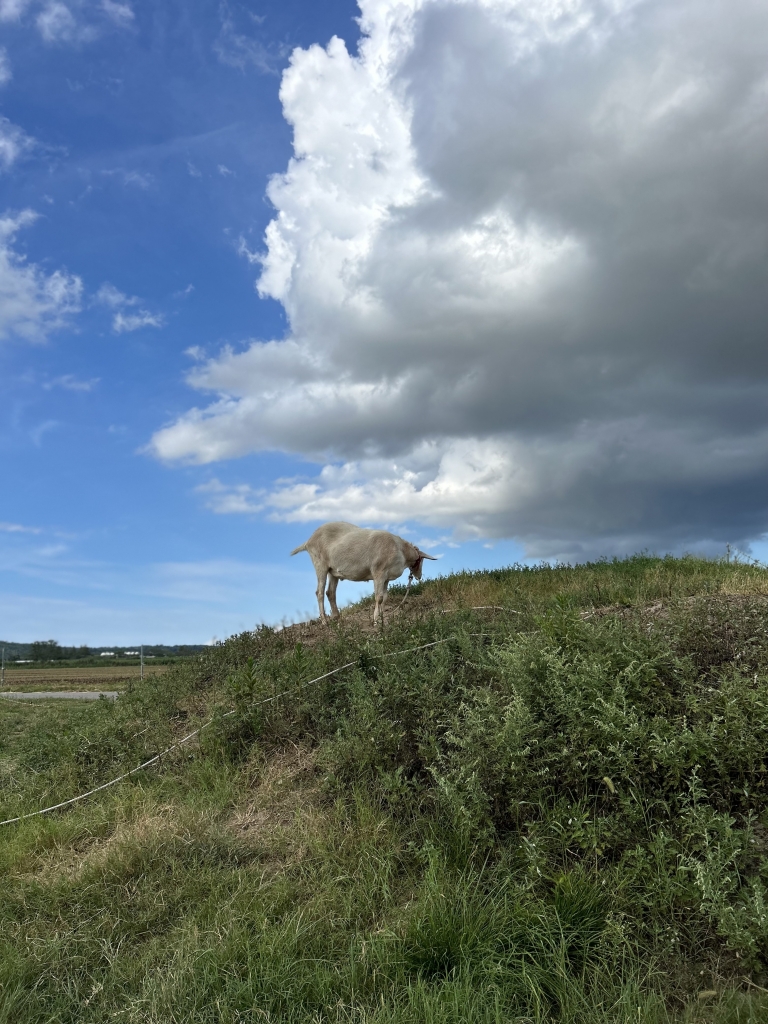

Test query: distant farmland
[2,663,169,691]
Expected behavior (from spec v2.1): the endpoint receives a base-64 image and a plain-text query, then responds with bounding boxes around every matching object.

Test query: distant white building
[123,651,139,656]
[100,651,115,657]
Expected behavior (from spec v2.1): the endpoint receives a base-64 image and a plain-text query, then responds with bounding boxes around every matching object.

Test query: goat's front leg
[372,576,388,626]
[326,574,341,619]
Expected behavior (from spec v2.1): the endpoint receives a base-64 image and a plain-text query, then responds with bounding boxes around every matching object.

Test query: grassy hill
[3,555,768,1022]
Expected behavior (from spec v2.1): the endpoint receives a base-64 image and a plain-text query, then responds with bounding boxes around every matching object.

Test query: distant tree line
[0,640,207,662]
[29,640,92,661]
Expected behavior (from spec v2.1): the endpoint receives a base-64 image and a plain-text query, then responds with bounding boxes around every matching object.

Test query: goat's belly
[330,567,371,583]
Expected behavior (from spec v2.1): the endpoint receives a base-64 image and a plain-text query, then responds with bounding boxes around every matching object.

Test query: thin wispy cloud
[236,236,259,264]
[152,558,282,603]
[196,478,263,515]
[37,2,81,43]
[102,167,153,189]
[214,1,283,74]
[112,309,164,333]
[2,0,134,41]
[121,169,152,188]
[0,46,11,85]
[43,373,99,391]
[95,280,163,333]
[95,281,137,308]
[100,0,132,27]
[0,0,32,21]
[0,539,315,641]
[0,520,41,533]
[0,116,34,170]
[30,418,58,445]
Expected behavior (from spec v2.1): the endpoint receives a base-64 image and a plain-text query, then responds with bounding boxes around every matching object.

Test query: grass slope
[3,555,768,1022]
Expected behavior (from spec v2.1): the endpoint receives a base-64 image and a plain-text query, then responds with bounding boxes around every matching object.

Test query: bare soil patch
[278,592,515,649]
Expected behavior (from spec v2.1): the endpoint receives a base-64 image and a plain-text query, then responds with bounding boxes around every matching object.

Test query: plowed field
[2,664,168,691]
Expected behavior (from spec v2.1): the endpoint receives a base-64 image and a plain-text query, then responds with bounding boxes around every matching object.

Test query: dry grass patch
[18,800,191,884]
[717,569,768,596]
[581,592,768,624]
[228,744,325,870]
[409,575,511,613]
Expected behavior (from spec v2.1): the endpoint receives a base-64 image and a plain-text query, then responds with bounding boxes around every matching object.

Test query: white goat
[291,521,437,625]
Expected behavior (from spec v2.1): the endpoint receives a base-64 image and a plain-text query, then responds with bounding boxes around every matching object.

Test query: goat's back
[291,521,358,557]
[295,522,419,583]
[326,528,413,583]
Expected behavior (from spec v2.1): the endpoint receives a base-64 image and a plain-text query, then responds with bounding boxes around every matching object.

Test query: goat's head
[410,549,438,580]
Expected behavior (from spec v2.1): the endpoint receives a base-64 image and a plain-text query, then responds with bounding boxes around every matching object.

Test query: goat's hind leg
[372,576,388,626]
[326,574,341,620]
[314,565,329,623]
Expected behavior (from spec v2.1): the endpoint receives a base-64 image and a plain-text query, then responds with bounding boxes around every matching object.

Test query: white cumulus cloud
[0,209,82,343]
[151,0,768,559]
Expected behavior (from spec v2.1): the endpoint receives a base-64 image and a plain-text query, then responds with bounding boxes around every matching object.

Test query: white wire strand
[731,549,768,570]
[0,636,455,827]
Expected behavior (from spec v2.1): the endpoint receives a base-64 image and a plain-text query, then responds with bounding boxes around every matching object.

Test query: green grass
[3,555,768,1022]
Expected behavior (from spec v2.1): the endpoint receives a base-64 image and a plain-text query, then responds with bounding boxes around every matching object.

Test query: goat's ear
[419,550,438,560]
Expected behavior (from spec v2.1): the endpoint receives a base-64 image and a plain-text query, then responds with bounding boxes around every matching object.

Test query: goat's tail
[290,543,307,556]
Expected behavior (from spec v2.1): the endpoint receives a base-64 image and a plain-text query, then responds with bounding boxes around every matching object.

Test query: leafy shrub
[217,565,768,975]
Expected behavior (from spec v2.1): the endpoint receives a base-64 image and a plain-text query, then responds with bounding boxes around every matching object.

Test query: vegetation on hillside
[3,555,768,1022]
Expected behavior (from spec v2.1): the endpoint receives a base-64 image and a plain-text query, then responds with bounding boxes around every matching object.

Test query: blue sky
[0,0,523,644]
[1,0,766,644]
